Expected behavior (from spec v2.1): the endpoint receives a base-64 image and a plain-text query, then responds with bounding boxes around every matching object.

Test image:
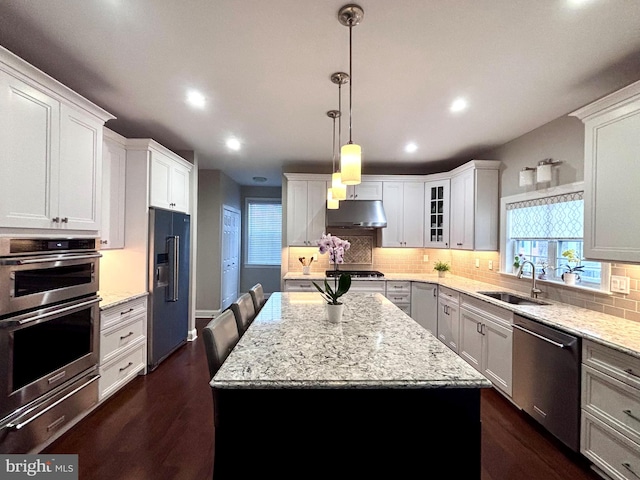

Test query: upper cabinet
[149,149,191,213]
[381,181,424,247]
[346,181,383,200]
[424,179,450,248]
[0,47,114,232]
[570,80,640,263]
[450,161,500,250]
[101,128,127,249]
[284,175,327,246]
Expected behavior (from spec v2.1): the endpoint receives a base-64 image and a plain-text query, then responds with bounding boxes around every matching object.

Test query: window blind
[506,191,583,240]
[247,200,282,265]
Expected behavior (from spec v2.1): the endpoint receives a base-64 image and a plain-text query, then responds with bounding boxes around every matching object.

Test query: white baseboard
[187,328,198,342]
[196,309,219,319]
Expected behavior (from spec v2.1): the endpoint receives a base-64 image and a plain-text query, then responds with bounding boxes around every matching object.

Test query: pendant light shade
[340,144,361,185]
[332,171,347,200]
[327,187,339,209]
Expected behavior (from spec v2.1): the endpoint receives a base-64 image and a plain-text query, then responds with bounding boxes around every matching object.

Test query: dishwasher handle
[513,324,566,348]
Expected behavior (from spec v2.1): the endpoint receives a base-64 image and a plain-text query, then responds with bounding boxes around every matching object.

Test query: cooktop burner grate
[325,270,384,278]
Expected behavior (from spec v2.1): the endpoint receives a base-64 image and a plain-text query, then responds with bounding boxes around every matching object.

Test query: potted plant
[433,260,451,278]
[312,234,351,322]
[560,249,584,286]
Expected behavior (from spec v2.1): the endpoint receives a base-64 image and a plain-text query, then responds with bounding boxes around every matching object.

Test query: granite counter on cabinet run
[211,292,491,478]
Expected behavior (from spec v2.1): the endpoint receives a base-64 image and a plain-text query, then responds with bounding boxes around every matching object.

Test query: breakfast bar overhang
[211,292,491,478]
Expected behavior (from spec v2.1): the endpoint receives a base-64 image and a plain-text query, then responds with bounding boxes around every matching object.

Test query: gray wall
[482,115,585,197]
[196,169,241,312]
[240,185,282,295]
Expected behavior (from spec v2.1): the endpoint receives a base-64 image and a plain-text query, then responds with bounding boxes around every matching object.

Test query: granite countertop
[99,291,148,310]
[283,272,640,359]
[211,292,492,390]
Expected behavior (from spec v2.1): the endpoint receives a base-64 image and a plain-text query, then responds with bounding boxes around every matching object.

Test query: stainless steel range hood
[326,200,387,229]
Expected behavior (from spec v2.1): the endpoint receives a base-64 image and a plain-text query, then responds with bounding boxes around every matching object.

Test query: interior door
[221,206,241,310]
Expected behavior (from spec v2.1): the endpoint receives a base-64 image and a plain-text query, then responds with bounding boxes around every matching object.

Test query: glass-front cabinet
[424,179,450,248]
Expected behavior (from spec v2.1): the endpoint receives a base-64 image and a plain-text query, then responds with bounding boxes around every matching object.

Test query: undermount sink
[477,291,551,306]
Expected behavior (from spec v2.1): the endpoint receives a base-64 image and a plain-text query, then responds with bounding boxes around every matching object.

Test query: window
[245,199,282,266]
[501,183,609,291]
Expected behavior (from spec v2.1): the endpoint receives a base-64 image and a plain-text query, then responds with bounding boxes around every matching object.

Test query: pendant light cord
[338,82,342,170]
[348,23,353,144]
[331,116,337,174]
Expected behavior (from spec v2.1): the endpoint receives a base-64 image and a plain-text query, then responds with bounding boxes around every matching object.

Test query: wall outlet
[312,254,318,262]
[610,275,630,294]
[475,258,480,268]
[423,254,429,262]
[488,260,493,270]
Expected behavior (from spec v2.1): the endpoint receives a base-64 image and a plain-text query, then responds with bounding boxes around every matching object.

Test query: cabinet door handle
[481,323,486,335]
[623,409,640,423]
[457,242,463,246]
[622,462,640,479]
[625,368,640,379]
[52,217,60,223]
[61,217,68,223]
[476,322,481,334]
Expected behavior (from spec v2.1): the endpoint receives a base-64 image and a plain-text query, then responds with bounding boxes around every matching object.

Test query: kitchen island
[211,292,491,478]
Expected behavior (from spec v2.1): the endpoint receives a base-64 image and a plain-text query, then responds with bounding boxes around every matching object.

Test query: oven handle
[0,253,102,266]
[4,297,102,328]
[4,375,100,431]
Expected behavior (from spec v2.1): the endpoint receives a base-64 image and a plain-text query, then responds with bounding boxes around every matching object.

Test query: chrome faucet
[517,260,542,298]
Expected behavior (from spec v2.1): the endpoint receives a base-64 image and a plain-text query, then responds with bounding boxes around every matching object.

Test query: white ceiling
[1,1,639,186]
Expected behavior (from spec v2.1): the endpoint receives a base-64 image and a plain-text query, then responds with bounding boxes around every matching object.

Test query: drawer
[387,292,411,305]
[100,314,146,364]
[348,280,386,293]
[284,280,317,292]
[396,304,411,316]
[582,411,640,480]
[386,281,411,294]
[101,296,147,330]
[583,364,640,445]
[438,286,459,303]
[583,340,640,390]
[99,341,146,401]
[460,294,513,325]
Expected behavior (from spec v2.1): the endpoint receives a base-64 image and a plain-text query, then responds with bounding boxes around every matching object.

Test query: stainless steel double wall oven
[0,238,101,453]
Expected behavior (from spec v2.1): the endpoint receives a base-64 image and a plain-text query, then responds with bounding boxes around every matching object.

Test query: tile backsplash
[287,247,640,324]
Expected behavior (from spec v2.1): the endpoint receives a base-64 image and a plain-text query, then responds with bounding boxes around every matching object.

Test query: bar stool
[230,292,256,336]
[202,309,240,380]
[249,283,266,313]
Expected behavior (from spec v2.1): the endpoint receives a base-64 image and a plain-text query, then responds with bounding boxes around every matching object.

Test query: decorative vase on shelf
[326,303,344,323]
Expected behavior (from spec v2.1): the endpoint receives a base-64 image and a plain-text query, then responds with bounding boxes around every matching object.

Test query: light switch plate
[488,260,493,270]
[610,275,630,294]
[423,254,429,262]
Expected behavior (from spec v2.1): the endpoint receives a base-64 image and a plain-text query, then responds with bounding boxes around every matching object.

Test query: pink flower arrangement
[317,233,350,265]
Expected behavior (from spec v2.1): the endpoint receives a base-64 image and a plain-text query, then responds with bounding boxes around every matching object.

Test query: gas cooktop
[325,270,384,278]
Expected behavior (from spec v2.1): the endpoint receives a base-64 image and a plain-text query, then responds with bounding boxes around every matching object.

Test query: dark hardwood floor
[44,321,601,480]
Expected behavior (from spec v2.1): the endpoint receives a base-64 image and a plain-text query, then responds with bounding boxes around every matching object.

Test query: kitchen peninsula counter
[211,292,489,478]
[284,272,640,359]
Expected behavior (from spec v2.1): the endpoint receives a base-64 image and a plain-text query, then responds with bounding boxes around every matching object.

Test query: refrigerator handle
[167,236,180,302]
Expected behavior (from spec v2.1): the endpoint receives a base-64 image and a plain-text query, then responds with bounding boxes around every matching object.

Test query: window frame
[499,181,611,293]
[243,197,282,269]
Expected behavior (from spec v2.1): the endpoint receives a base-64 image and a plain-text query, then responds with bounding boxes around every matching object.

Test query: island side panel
[212,387,481,478]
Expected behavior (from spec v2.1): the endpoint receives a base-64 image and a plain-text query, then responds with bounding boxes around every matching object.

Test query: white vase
[438,270,446,278]
[326,303,344,323]
[302,266,310,275]
[563,272,577,286]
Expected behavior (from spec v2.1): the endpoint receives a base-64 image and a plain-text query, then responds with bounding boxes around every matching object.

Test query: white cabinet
[381,181,424,247]
[385,281,411,315]
[284,279,318,292]
[424,179,450,248]
[437,286,460,353]
[99,296,147,401]
[459,295,513,397]
[581,340,640,479]
[285,177,327,246]
[410,282,438,336]
[570,80,640,263]
[150,150,191,213]
[348,280,386,294]
[0,47,113,232]
[100,129,126,249]
[450,161,500,250]
[346,181,383,200]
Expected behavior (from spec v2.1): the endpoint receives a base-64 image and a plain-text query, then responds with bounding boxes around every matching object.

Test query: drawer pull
[120,308,134,315]
[625,368,640,379]
[393,286,402,289]
[119,362,134,372]
[120,331,134,340]
[623,409,640,423]
[47,415,66,432]
[622,462,640,479]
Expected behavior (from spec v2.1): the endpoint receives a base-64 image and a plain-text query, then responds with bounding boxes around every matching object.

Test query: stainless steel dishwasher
[512,314,581,452]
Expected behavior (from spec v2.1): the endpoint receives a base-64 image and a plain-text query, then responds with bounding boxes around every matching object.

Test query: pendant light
[327,109,340,210]
[330,72,349,200]
[338,4,364,186]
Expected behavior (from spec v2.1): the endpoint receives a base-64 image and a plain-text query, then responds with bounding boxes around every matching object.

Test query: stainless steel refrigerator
[148,207,190,371]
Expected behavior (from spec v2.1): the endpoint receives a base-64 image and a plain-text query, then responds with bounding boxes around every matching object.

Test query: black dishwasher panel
[512,315,581,452]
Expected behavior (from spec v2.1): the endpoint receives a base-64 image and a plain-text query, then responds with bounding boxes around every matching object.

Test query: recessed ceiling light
[404,142,418,153]
[450,97,468,113]
[186,90,206,109]
[226,138,241,151]
[567,0,593,7]
[252,176,267,183]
